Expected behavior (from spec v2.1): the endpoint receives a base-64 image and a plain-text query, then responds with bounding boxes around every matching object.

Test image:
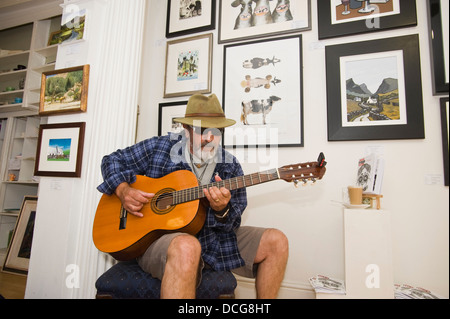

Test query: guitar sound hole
[151,189,175,215]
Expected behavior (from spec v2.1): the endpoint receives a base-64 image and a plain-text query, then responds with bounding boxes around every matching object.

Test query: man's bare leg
[254,229,289,299]
[160,235,201,299]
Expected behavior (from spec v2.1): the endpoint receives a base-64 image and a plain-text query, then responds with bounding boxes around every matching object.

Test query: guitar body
[93,171,206,261]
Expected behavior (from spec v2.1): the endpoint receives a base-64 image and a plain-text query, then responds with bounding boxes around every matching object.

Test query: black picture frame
[222,34,303,148]
[428,0,449,95]
[318,0,417,40]
[440,97,449,186]
[326,34,425,141]
[166,0,216,38]
[158,101,188,136]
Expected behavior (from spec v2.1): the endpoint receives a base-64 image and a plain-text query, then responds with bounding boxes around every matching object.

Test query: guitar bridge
[119,206,127,230]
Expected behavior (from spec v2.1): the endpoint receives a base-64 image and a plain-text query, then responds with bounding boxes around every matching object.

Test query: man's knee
[263,228,289,256]
[167,235,201,269]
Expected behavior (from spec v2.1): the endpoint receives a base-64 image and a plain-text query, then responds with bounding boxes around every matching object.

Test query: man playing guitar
[97,93,289,299]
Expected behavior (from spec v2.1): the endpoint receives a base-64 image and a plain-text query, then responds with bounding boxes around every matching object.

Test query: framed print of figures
[318,0,417,40]
[440,98,449,186]
[158,101,188,136]
[326,34,424,141]
[3,196,37,275]
[218,0,311,44]
[428,0,449,95]
[166,0,216,38]
[34,122,86,177]
[223,35,303,147]
[39,65,90,116]
[164,33,212,98]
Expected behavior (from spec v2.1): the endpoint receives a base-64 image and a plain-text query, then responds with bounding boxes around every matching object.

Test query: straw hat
[173,94,236,128]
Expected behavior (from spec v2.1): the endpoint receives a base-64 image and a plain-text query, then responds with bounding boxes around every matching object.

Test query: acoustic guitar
[93,153,327,261]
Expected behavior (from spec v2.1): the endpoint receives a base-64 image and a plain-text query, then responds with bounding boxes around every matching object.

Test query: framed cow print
[222,34,303,148]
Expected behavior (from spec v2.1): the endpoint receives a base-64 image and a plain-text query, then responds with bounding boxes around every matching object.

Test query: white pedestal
[317,209,394,299]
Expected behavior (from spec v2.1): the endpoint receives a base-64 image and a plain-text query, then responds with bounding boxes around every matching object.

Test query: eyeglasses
[191,126,224,136]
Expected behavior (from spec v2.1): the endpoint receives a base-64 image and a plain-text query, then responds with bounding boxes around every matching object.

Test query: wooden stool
[363,194,383,210]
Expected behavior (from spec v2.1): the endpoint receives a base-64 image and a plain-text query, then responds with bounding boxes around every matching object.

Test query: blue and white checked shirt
[97,133,247,271]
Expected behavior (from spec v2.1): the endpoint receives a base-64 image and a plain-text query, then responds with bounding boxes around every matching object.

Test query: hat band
[185,113,225,118]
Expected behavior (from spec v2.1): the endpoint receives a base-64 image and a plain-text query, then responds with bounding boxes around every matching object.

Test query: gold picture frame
[39,65,90,116]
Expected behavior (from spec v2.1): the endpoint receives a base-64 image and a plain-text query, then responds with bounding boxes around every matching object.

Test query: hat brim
[173,116,236,128]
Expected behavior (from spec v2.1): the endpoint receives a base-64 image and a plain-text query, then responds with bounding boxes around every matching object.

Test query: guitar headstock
[278,153,327,187]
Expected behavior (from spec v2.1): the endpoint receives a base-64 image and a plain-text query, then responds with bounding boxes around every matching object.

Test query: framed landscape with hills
[326,35,424,141]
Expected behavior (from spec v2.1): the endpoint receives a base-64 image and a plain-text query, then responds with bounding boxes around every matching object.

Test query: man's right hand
[115,182,154,217]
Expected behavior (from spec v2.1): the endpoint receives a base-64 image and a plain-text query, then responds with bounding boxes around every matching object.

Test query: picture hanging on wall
[2,196,37,275]
[440,97,449,186]
[218,0,311,44]
[39,65,90,116]
[158,101,188,136]
[48,8,86,45]
[326,34,424,141]
[166,0,216,38]
[34,122,86,177]
[317,0,417,40]
[428,0,449,95]
[164,33,212,98]
[223,34,303,148]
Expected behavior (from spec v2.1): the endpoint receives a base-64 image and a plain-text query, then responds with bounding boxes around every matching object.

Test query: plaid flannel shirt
[97,133,247,271]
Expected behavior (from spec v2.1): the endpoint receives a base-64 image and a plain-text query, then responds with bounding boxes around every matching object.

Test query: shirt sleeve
[97,138,157,195]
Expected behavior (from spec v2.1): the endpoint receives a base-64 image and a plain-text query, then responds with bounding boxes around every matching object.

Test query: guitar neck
[172,169,280,205]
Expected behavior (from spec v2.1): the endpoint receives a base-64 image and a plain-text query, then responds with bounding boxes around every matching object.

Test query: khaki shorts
[137,226,266,281]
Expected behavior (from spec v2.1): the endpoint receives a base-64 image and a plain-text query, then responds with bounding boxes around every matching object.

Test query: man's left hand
[203,175,231,212]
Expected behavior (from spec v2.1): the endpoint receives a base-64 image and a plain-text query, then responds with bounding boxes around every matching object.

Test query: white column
[25,0,146,299]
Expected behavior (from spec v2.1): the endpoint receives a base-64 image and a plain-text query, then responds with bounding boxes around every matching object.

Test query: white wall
[138,1,449,298]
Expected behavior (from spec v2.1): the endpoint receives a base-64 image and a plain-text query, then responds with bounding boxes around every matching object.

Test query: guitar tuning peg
[302,179,308,186]
[293,180,299,188]
[311,178,317,183]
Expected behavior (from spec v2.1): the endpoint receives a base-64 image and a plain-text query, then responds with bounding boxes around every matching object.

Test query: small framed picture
[164,33,212,98]
[318,0,417,39]
[39,65,90,116]
[219,0,311,44]
[2,196,38,275]
[34,122,86,177]
[158,101,188,136]
[166,0,216,38]
[326,34,425,141]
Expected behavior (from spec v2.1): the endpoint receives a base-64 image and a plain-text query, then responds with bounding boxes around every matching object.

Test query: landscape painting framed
[218,0,311,44]
[158,101,188,136]
[326,34,424,141]
[2,196,37,275]
[164,33,212,98]
[34,122,86,177]
[166,0,216,38]
[318,0,417,39]
[223,35,303,148]
[39,65,89,116]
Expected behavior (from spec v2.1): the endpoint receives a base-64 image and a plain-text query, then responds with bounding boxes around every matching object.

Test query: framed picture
[223,35,303,148]
[166,0,216,38]
[428,0,449,95]
[218,0,311,44]
[2,196,38,275]
[158,101,188,136]
[318,0,417,40]
[47,8,86,45]
[34,122,86,177]
[164,33,212,98]
[326,34,424,141]
[440,97,449,186]
[39,65,90,115]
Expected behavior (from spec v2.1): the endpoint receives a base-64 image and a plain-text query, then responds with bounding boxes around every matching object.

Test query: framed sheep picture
[222,34,303,148]
[218,0,311,44]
